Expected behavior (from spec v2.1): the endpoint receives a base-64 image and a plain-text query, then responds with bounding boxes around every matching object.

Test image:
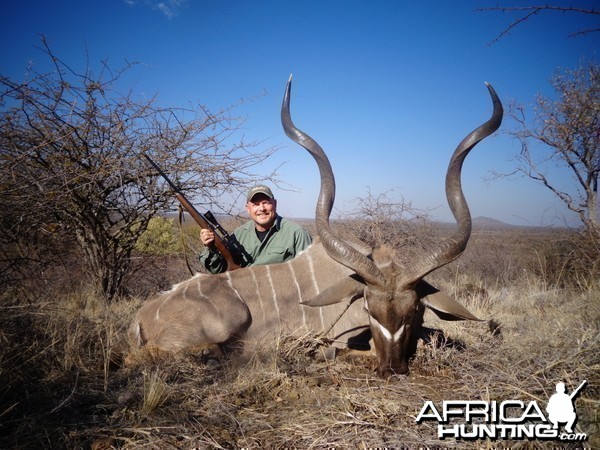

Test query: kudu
[128,77,503,377]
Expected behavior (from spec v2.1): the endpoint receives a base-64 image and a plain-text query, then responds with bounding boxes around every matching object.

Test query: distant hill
[471,216,514,229]
[433,216,518,230]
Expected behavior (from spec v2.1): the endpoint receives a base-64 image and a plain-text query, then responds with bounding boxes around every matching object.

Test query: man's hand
[200,229,216,247]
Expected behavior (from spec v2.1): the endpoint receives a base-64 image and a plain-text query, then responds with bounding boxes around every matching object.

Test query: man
[199,185,312,273]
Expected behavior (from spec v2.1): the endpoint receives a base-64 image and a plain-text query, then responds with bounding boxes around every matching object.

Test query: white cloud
[124,0,189,18]
[157,2,175,18]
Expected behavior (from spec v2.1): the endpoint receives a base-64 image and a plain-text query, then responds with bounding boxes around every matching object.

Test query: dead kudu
[128,78,503,377]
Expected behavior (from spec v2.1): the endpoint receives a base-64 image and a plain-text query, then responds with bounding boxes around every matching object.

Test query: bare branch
[476,5,600,45]
[569,26,600,38]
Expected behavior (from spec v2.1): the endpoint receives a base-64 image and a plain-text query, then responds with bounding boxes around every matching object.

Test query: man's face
[246,194,277,232]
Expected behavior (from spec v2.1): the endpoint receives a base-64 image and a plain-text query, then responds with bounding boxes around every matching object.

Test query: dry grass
[1,227,599,449]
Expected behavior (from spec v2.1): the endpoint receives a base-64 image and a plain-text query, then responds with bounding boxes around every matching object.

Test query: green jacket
[199,215,312,274]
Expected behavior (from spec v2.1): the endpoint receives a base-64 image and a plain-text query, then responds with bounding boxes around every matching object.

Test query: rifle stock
[143,153,241,271]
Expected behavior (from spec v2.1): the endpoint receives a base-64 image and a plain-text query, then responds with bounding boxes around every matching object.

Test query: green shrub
[135,216,180,255]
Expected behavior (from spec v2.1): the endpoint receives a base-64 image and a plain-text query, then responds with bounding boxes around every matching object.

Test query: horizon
[168,210,581,232]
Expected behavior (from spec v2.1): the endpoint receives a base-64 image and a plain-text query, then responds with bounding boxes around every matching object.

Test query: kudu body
[128,78,503,377]
[128,240,371,353]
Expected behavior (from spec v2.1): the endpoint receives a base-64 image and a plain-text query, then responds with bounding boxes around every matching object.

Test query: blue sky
[2,1,597,226]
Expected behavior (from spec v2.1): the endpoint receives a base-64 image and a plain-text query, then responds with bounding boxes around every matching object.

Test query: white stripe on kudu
[369,316,405,343]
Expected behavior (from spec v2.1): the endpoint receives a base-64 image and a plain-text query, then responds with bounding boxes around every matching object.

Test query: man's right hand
[200,229,216,247]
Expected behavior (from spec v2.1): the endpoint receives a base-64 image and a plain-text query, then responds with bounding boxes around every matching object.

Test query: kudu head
[281,76,503,377]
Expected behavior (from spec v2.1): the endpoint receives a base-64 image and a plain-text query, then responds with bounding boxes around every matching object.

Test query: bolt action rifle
[143,153,245,271]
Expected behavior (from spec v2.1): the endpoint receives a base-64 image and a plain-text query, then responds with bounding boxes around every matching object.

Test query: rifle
[143,153,243,271]
[569,380,587,400]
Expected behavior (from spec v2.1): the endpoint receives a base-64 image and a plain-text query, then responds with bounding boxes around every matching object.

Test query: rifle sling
[178,205,196,276]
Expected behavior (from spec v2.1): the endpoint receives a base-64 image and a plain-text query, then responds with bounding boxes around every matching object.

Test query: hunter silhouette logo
[416,380,588,441]
[546,380,586,434]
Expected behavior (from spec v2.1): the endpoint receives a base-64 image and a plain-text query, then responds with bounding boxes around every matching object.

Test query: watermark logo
[416,380,588,441]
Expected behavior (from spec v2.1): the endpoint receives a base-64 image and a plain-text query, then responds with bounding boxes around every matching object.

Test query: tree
[0,37,277,301]
[503,62,599,233]
[337,188,435,258]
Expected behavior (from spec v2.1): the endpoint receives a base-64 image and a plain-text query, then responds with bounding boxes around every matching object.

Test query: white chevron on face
[369,315,405,343]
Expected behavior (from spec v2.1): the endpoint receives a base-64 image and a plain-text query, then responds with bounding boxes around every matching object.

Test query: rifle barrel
[569,380,587,399]
[142,152,241,271]
[143,153,179,192]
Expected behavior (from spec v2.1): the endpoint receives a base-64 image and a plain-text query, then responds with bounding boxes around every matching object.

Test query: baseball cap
[246,184,274,202]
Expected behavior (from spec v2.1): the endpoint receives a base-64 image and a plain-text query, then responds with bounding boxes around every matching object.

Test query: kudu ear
[301,275,365,307]
[417,280,483,322]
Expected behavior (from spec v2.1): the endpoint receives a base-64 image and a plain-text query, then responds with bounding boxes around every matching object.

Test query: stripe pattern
[129,242,370,352]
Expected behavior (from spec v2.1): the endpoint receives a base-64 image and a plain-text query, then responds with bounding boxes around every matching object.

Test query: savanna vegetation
[0,215,598,449]
[1,37,597,450]
[0,37,277,302]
